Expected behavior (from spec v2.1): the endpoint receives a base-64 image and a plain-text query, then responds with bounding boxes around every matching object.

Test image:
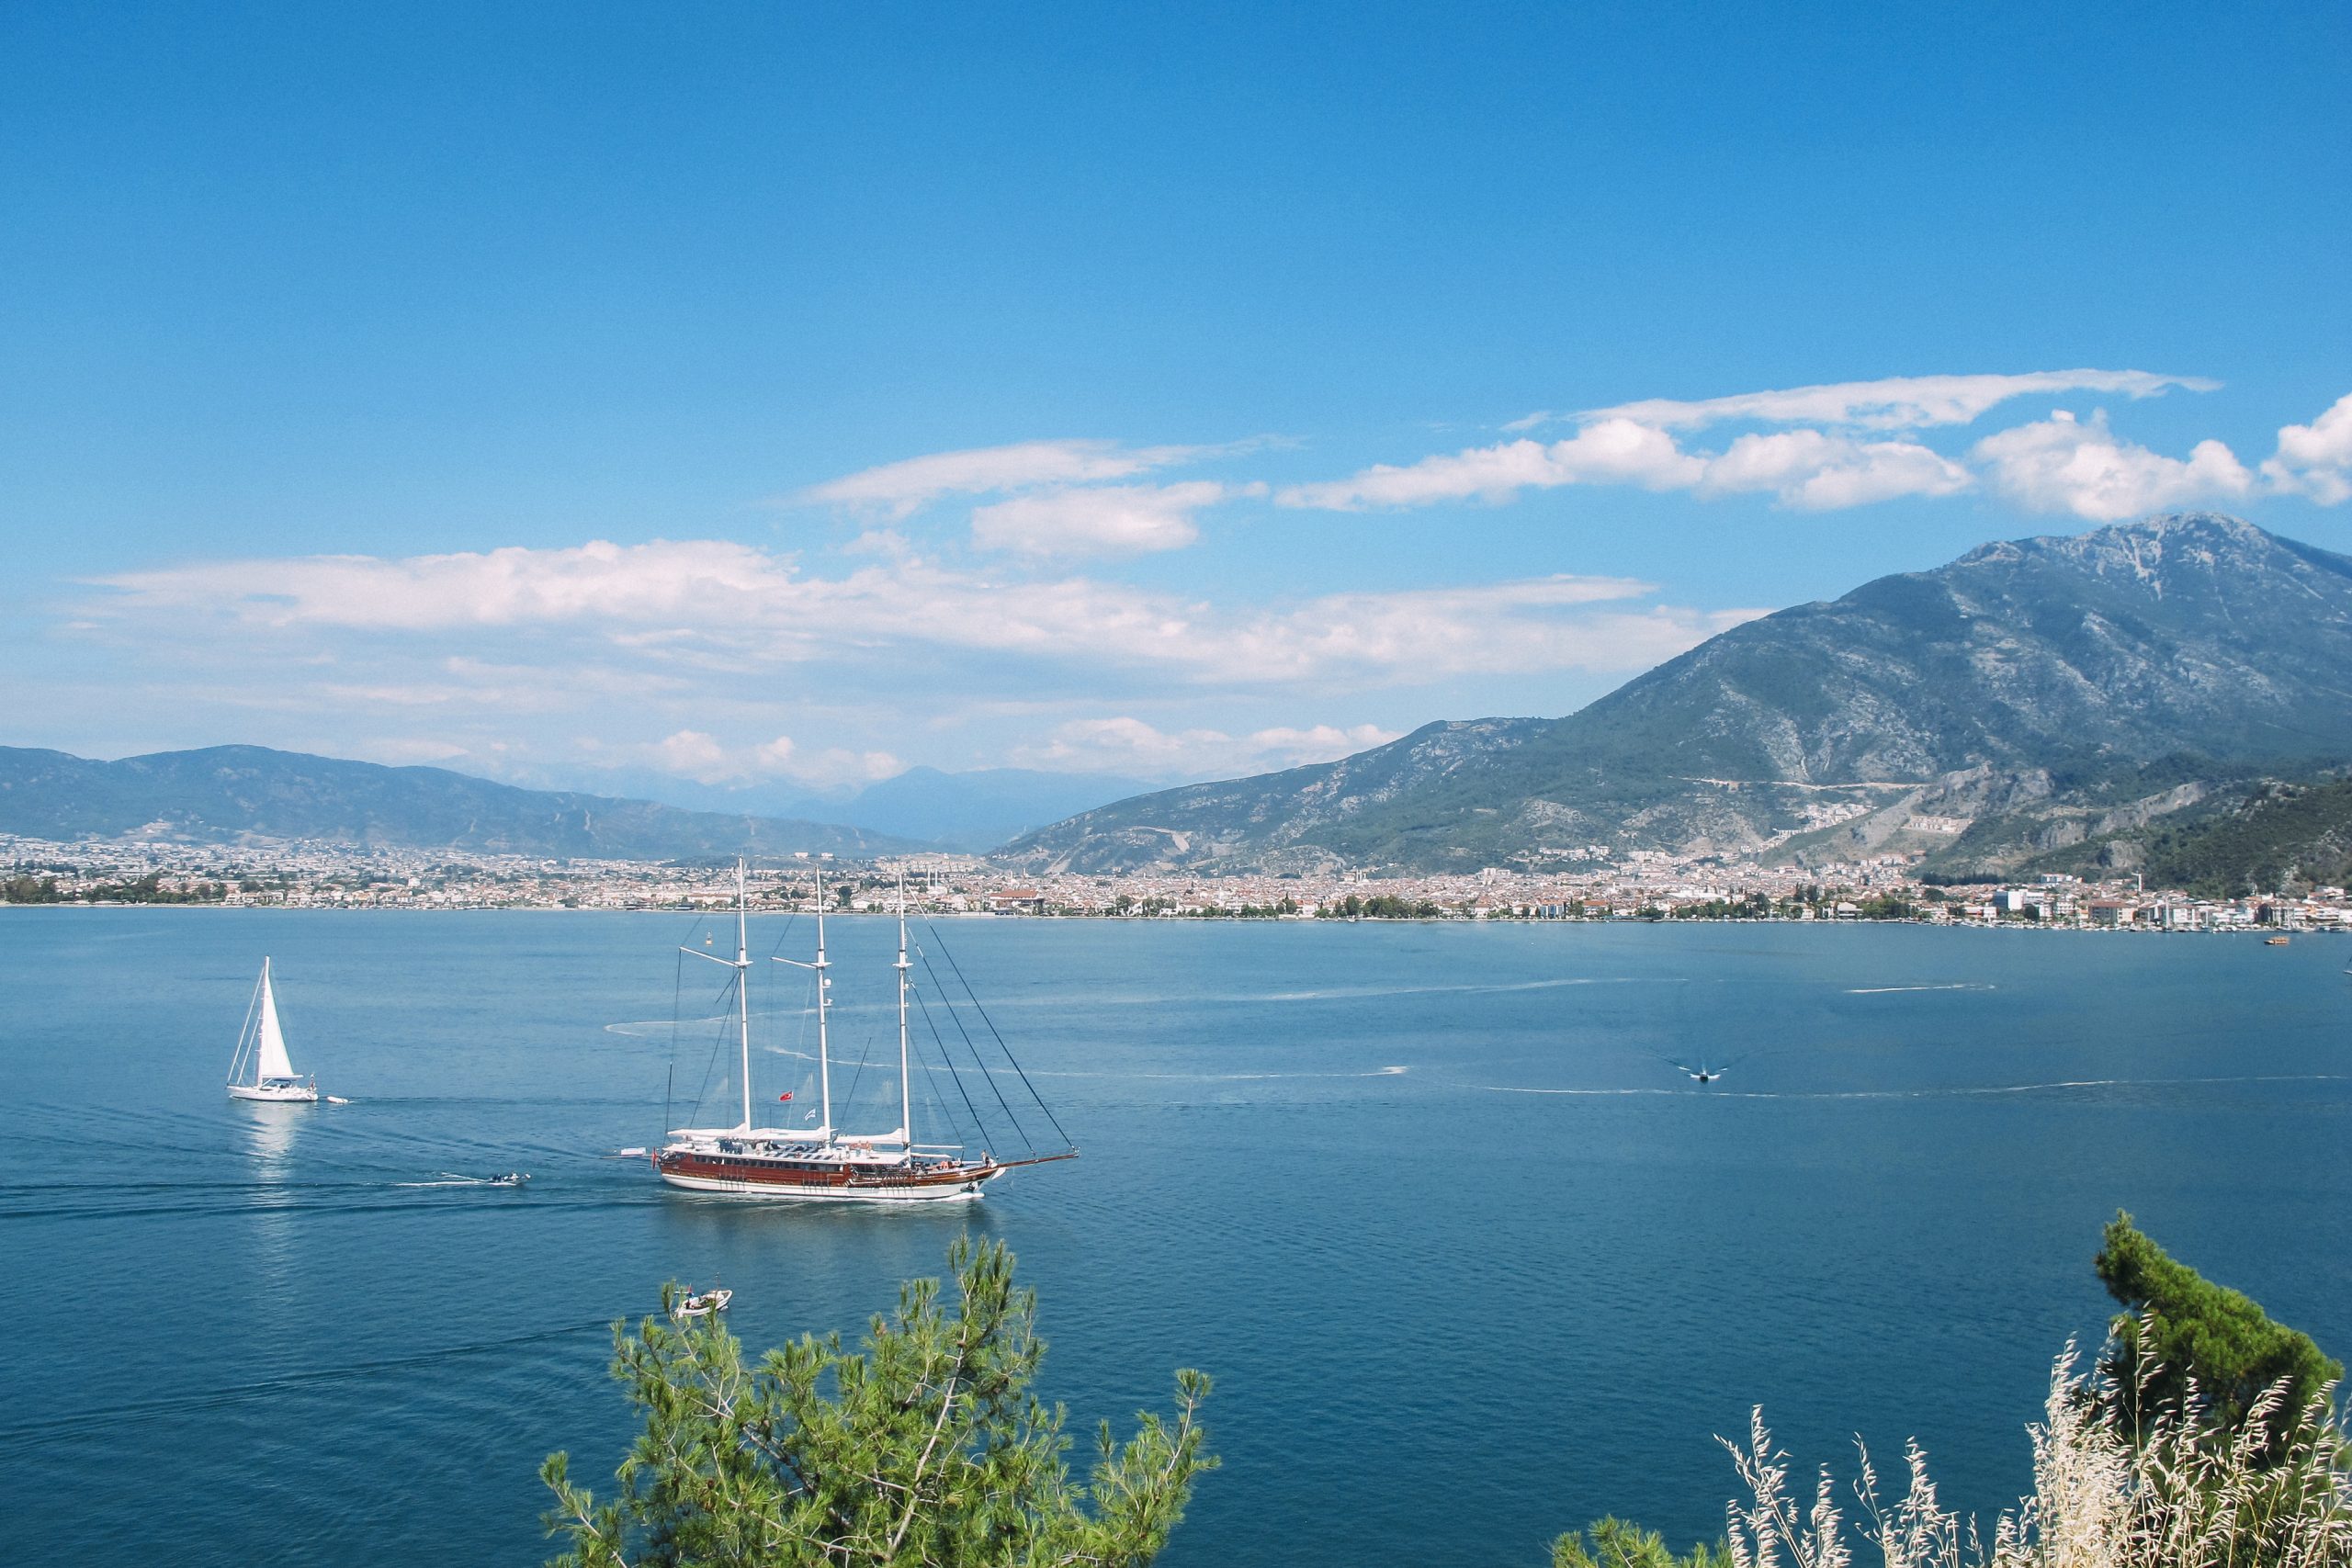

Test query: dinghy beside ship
[651,863,1075,1203]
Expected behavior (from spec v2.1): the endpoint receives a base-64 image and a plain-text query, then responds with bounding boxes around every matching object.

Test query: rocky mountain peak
[1004,513,2352,874]
[1959,511,2312,582]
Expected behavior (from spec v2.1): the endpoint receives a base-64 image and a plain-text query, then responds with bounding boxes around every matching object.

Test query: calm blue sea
[3,911,2348,1565]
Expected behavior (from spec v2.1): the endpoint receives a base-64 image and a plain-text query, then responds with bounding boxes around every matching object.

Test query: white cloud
[300,655,692,714]
[1288,370,2302,518]
[1579,368,2214,432]
[1279,420,1973,513]
[91,544,1727,688]
[655,728,736,783]
[801,438,1228,518]
[96,539,787,631]
[1971,410,2255,522]
[1211,577,1760,682]
[2262,392,2352,505]
[1701,430,1974,509]
[970,480,1263,557]
[1277,419,1702,510]
[621,730,898,788]
[1017,716,1405,779]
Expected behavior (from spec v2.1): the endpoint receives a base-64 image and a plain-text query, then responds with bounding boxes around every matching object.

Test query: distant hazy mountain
[1002,514,2352,874]
[542,765,1156,852]
[815,767,1157,851]
[0,745,922,860]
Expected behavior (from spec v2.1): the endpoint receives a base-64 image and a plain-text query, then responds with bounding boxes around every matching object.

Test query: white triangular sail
[255,961,295,1081]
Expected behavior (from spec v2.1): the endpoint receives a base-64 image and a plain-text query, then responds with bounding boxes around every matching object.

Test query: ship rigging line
[679,954,740,1128]
[908,984,1009,1154]
[672,908,734,1128]
[838,1018,872,1119]
[921,922,1076,1153]
[908,1010,971,1148]
[912,948,1036,1153]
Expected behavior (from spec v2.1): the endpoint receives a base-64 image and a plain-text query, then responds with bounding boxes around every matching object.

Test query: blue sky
[4,1,2347,799]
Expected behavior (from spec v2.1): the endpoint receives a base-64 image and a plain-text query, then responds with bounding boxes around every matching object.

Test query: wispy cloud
[1013,716,1405,779]
[72,541,1753,793]
[88,543,1735,689]
[1576,368,2213,432]
[970,480,1266,558]
[799,437,1267,520]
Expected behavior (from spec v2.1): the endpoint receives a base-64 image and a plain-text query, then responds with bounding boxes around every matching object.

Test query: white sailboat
[652,861,1075,1202]
[226,957,320,1103]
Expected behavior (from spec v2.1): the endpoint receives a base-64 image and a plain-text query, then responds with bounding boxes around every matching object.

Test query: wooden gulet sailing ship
[652,862,1076,1202]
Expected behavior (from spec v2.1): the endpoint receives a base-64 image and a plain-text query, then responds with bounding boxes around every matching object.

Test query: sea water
[2,911,2347,1566]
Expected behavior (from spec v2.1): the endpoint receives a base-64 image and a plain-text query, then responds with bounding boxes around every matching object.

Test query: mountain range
[0,745,923,860]
[478,764,1155,852]
[1002,514,2352,876]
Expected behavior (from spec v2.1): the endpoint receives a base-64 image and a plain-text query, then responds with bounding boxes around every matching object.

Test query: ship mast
[680,858,756,1133]
[813,869,833,1137]
[734,859,752,1132]
[896,870,913,1159]
[772,867,837,1142]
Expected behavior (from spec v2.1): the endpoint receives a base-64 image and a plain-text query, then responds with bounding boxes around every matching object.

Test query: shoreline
[2,903,2336,936]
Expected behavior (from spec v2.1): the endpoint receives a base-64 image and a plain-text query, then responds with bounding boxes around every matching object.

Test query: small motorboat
[486,1172,530,1187]
[2266,935,2290,946]
[672,1287,732,1320]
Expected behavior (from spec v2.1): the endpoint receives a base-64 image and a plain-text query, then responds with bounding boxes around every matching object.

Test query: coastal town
[5,830,2344,933]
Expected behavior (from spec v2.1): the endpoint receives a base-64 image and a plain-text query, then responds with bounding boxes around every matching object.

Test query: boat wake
[1472,1072,2352,1100]
[755,1044,1409,1082]
[1255,976,1674,1002]
[1035,1064,1411,1083]
[393,1173,530,1189]
[603,976,1673,1035]
[1845,983,1996,995]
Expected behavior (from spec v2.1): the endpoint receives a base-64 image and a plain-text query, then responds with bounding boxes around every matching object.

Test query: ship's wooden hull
[655,1151,1000,1202]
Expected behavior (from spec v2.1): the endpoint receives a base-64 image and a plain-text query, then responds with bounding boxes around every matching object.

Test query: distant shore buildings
[4,832,2343,933]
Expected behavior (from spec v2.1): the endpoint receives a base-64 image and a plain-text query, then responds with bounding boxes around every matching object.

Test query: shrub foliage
[542,1239,1214,1568]
[2096,1211,2343,1453]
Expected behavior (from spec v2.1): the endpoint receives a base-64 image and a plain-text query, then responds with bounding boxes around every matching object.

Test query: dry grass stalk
[1719,1337,2349,1568]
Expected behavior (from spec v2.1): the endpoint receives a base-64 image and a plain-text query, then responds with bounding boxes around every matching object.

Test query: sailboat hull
[228,1081,319,1103]
[655,1153,999,1202]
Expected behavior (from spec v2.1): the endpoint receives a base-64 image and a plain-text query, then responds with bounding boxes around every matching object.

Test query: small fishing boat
[672,1287,731,1320]
[226,957,320,1102]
